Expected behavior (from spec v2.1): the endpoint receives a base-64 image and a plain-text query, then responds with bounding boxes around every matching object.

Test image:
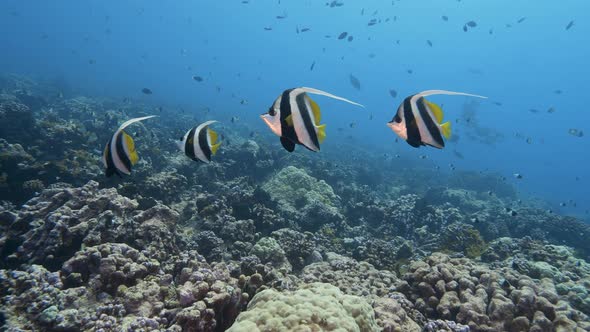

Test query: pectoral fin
[285,114,293,127]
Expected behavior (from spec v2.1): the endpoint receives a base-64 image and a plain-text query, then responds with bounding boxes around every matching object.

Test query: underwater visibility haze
[0,1,589,331]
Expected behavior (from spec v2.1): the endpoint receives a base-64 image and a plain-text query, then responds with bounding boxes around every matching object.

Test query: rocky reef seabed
[1,75,590,331]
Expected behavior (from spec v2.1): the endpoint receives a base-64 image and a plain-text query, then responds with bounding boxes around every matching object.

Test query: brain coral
[227,282,379,332]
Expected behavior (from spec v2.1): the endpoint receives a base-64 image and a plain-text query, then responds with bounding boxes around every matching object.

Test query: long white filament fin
[117,115,158,133]
[198,120,218,128]
[299,87,365,108]
[416,90,487,99]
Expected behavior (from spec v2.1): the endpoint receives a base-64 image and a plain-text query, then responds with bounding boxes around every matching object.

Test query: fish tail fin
[317,124,327,143]
[211,142,221,155]
[300,87,365,108]
[122,131,139,165]
[425,100,444,123]
[417,90,488,99]
[306,95,322,124]
[440,122,452,139]
[129,151,139,165]
[208,128,218,143]
[203,121,220,155]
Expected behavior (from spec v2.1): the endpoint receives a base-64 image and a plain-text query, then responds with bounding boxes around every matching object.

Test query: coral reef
[440,222,487,258]
[302,252,399,297]
[262,166,337,208]
[228,282,380,331]
[2,75,590,331]
[0,98,35,144]
[262,165,343,231]
[270,228,317,271]
[1,181,139,270]
[398,252,590,331]
[250,237,291,271]
[373,296,422,331]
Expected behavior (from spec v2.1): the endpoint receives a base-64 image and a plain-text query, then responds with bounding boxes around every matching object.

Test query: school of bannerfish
[103,86,486,176]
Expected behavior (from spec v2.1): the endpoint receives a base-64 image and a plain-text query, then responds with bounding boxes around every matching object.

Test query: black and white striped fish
[102,115,157,177]
[261,87,363,152]
[387,90,486,148]
[177,120,221,163]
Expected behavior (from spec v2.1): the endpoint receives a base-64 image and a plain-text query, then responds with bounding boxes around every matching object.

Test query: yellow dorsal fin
[211,142,221,155]
[208,128,218,143]
[306,95,321,125]
[285,114,293,127]
[317,124,327,143]
[440,122,451,139]
[123,131,139,165]
[426,99,444,123]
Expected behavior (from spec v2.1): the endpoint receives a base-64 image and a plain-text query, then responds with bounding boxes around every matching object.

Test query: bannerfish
[177,120,221,163]
[261,87,364,152]
[387,90,487,148]
[102,115,157,177]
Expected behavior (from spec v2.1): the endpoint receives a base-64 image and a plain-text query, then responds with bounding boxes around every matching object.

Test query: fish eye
[268,107,276,116]
[393,114,402,123]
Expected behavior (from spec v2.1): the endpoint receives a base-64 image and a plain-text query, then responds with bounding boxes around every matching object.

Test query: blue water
[1,0,588,219]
